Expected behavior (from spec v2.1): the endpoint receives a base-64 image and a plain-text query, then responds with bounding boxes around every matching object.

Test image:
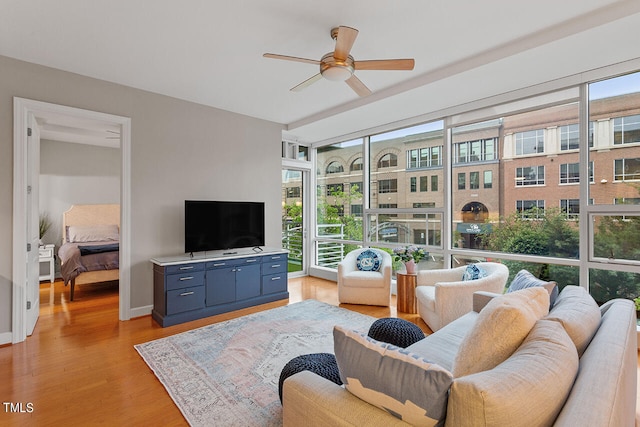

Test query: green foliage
[39,213,51,239]
[316,183,363,241]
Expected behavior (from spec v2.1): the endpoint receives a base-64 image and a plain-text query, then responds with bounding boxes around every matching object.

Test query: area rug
[134,300,376,426]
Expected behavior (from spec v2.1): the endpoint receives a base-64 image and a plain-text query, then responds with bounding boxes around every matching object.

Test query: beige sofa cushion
[452,287,549,377]
[446,319,579,427]
[544,285,600,356]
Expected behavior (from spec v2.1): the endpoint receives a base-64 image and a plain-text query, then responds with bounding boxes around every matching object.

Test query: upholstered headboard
[62,204,120,244]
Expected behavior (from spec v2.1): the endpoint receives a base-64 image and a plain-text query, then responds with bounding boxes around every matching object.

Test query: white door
[26,112,40,335]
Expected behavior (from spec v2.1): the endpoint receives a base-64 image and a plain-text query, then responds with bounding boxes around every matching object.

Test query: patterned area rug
[135,300,376,426]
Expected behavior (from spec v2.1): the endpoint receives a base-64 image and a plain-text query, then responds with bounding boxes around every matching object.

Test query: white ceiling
[2,0,640,144]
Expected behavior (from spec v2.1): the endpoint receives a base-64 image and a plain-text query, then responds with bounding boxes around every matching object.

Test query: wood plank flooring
[0,277,637,426]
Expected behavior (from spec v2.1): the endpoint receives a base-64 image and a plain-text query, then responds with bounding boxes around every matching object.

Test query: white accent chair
[338,249,392,306]
[415,262,509,331]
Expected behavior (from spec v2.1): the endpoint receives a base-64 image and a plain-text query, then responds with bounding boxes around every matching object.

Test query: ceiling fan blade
[334,26,358,61]
[291,73,323,92]
[345,75,372,97]
[355,58,415,71]
[263,53,320,65]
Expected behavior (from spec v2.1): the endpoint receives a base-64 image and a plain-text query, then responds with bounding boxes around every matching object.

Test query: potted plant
[39,213,52,246]
[393,245,427,274]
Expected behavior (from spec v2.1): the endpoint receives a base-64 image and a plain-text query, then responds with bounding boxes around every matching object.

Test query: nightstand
[39,244,55,283]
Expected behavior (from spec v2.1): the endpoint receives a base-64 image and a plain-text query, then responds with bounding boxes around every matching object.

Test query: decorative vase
[404,260,417,274]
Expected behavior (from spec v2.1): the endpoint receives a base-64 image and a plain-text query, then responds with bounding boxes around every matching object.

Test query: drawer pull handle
[179,276,194,281]
[271,276,281,281]
[271,264,281,268]
[180,291,194,296]
[271,256,281,260]
[246,259,257,263]
[213,263,225,267]
[179,266,194,270]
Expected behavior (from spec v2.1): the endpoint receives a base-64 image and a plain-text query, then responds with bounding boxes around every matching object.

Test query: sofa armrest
[473,291,502,312]
[283,371,409,427]
[416,266,466,287]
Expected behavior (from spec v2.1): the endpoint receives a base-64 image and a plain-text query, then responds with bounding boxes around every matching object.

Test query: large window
[515,129,544,155]
[454,138,497,163]
[613,114,640,145]
[407,146,442,169]
[614,158,640,181]
[560,124,580,150]
[516,166,545,186]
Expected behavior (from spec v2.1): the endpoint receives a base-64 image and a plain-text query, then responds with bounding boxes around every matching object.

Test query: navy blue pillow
[462,264,488,281]
[356,249,382,272]
[507,270,559,308]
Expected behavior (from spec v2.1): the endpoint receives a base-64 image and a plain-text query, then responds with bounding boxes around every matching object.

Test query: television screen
[185,200,265,253]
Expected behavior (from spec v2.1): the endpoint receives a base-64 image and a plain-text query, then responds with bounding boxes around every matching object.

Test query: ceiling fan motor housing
[320,53,354,81]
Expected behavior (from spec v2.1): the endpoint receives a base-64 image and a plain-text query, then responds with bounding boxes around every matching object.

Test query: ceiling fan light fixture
[320,53,354,82]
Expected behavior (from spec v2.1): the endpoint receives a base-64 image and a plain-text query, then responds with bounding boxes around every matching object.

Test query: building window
[516,200,545,218]
[470,171,479,189]
[410,177,417,192]
[560,124,580,151]
[516,166,545,186]
[351,204,363,216]
[350,157,363,171]
[560,199,580,220]
[420,176,428,191]
[560,163,580,184]
[484,170,493,189]
[614,197,640,205]
[350,182,363,194]
[454,138,497,163]
[326,183,344,196]
[458,173,466,190]
[326,161,344,174]
[431,175,438,191]
[614,158,640,181]
[613,114,640,145]
[515,129,544,155]
[407,146,442,169]
[286,187,301,198]
[378,153,398,168]
[378,179,398,193]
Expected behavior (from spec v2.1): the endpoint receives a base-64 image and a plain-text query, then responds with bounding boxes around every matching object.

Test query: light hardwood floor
[0,277,638,426]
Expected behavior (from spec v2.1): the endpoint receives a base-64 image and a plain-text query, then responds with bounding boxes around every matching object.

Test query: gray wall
[0,55,284,336]
[40,139,121,249]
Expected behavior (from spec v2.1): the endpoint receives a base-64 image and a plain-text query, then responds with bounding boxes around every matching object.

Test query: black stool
[278,352,342,403]
[367,317,425,348]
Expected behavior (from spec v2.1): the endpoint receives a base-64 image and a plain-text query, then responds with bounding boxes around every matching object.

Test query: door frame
[12,97,132,343]
[282,161,311,277]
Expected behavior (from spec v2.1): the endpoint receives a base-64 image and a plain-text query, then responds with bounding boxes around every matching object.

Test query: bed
[58,204,120,301]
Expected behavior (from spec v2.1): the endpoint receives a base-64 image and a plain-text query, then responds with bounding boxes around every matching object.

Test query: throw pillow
[462,263,487,281]
[452,287,550,378]
[333,325,452,427]
[544,285,601,357]
[447,320,579,427]
[507,269,559,308]
[355,249,381,272]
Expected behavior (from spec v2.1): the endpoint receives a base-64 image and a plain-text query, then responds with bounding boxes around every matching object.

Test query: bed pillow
[507,270,559,308]
[356,249,381,272]
[452,287,549,378]
[334,325,452,427]
[68,224,119,243]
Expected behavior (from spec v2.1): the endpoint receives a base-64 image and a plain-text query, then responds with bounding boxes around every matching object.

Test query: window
[350,158,363,171]
[286,187,301,198]
[407,146,442,168]
[614,158,640,181]
[516,200,545,218]
[378,153,397,168]
[613,114,640,145]
[560,124,580,150]
[420,176,428,192]
[560,199,580,219]
[326,183,344,196]
[515,129,544,155]
[469,171,479,189]
[614,197,640,205]
[454,138,497,163]
[378,179,397,193]
[484,170,492,189]
[326,161,344,174]
[431,175,438,191]
[458,173,466,190]
[350,204,363,216]
[410,177,416,192]
[560,163,580,184]
[516,166,545,186]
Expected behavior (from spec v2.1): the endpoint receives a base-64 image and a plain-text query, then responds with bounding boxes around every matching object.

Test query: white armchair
[338,249,392,306]
[415,262,509,331]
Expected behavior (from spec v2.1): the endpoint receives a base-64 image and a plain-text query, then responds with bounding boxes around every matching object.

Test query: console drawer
[262,260,287,275]
[262,273,287,295]
[166,285,205,314]
[165,263,204,275]
[166,271,205,291]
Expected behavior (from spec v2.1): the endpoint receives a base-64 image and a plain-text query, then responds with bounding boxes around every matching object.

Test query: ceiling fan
[263,26,415,97]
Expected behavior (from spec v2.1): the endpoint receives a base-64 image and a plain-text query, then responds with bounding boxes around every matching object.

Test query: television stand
[151,247,289,327]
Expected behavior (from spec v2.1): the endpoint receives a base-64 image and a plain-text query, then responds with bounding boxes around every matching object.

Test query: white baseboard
[0,331,13,346]
[129,305,153,319]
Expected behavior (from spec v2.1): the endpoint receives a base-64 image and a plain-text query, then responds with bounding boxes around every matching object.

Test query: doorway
[282,168,309,276]
[12,97,131,344]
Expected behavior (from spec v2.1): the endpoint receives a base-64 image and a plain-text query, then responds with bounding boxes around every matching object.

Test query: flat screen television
[185,200,265,253]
